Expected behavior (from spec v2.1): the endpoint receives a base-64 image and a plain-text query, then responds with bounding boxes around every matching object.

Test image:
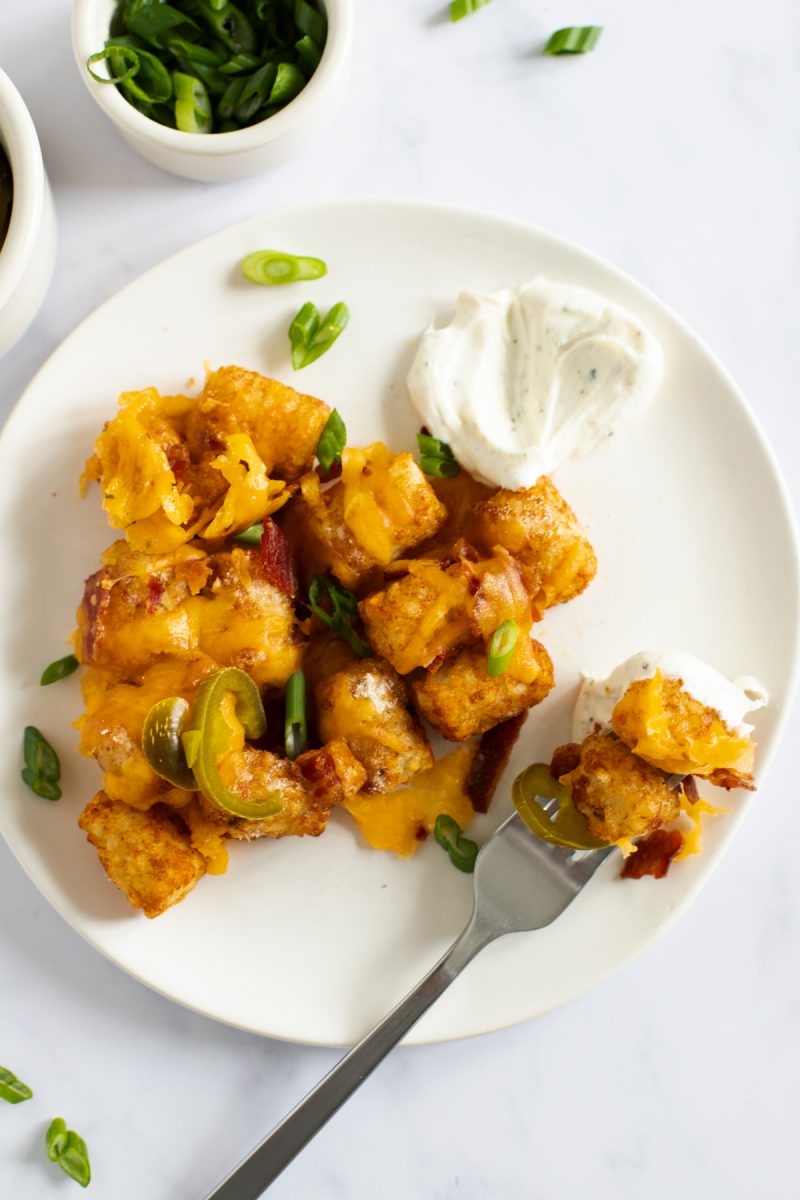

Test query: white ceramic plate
[0,200,797,1046]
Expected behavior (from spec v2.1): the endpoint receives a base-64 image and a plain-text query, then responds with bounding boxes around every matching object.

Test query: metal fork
[204,810,614,1199]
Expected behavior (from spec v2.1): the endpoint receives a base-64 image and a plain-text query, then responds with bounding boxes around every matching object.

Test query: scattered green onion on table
[0,1067,33,1105]
[543,26,603,55]
[86,0,328,134]
[46,1118,91,1189]
[450,0,492,22]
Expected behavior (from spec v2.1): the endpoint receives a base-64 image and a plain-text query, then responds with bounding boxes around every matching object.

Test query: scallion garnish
[0,1067,33,1105]
[433,814,479,873]
[486,619,519,677]
[450,0,492,21]
[232,522,264,546]
[46,1118,91,1189]
[316,409,346,474]
[87,0,327,133]
[40,654,79,686]
[173,70,213,132]
[416,432,460,479]
[22,726,62,801]
[241,249,327,286]
[289,301,349,370]
[284,670,307,761]
[543,26,603,55]
[309,575,371,658]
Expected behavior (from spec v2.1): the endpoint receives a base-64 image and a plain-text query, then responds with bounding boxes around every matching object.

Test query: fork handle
[204,915,494,1200]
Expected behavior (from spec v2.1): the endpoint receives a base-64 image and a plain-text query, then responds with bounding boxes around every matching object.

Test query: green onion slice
[40,654,80,686]
[309,575,371,658]
[232,522,264,546]
[543,26,603,55]
[295,34,321,75]
[236,61,277,122]
[433,814,479,873]
[241,249,327,286]
[416,432,460,479]
[486,619,519,677]
[290,301,349,370]
[294,0,327,47]
[22,727,61,799]
[316,408,346,474]
[284,670,307,761]
[86,45,140,86]
[269,62,305,105]
[173,70,213,131]
[450,0,492,21]
[0,1067,33,1105]
[46,1118,91,1189]
[109,41,174,103]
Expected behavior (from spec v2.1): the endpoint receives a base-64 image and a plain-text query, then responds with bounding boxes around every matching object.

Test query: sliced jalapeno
[142,696,198,790]
[512,762,611,850]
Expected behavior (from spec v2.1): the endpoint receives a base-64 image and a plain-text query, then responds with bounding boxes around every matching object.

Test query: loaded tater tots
[72,365,604,915]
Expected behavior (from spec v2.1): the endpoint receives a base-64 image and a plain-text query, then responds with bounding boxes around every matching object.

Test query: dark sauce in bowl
[0,144,12,250]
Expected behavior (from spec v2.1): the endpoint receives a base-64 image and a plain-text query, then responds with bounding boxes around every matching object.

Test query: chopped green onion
[316,409,346,474]
[46,1118,91,1189]
[22,726,61,800]
[232,522,264,546]
[0,1067,33,1105]
[434,814,479,873]
[486,619,519,677]
[417,432,460,479]
[241,249,327,286]
[294,0,326,47]
[40,654,79,686]
[284,670,307,761]
[309,575,371,658]
[290,301,349,370]
[543,26,603,55]
[87,0,326,132]
[289,302,320,369]
[450,0,491,21]
[295,34,321,75]
[173,71,213,131]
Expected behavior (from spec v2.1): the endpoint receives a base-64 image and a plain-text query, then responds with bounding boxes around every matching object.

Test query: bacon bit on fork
[466,712,527,814]
[621,828,684,880]
[260,518,299,597]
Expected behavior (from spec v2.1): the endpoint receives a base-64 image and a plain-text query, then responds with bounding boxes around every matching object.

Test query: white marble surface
[2,1,800,1196]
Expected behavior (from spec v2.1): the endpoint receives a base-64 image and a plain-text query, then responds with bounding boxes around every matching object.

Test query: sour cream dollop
[573,650,769,742]
[407,277,663,490]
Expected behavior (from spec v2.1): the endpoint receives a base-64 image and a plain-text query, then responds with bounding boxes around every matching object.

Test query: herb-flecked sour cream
[573,651,769,742]
[407,277,663,490]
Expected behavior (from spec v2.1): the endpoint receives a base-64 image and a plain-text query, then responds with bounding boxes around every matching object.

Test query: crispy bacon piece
[621,828,684,880]
[260,517,299,597]
[147,575,165,613]
[80,569,111,663]
[550,742,581,780]
[707,767,757,791]
[682,774,699,804]
[165,442,190,486]
[466,712,527,814]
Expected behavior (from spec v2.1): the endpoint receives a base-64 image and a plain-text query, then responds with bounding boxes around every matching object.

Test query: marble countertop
[2,1,799,1196]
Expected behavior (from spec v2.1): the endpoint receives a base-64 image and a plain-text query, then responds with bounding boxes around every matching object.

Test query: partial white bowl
[0,70,57,358]
[71,0,353,182]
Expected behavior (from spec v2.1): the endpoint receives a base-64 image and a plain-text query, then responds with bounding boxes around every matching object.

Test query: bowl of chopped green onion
[0,69,57,357]
[72,0,353,182]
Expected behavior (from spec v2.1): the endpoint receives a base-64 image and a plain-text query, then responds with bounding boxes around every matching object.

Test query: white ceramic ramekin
[71,0,353,183]
[0,70,57,358]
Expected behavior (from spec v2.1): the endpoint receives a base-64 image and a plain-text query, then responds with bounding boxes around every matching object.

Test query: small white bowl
[71,0,353,182]
[0,70,57,358]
